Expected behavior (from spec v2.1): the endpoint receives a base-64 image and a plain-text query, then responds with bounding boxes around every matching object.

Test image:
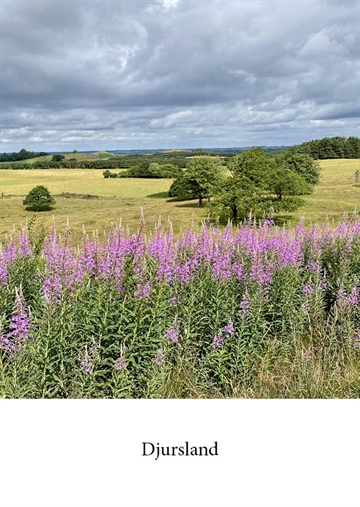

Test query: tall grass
[1,215,360,398]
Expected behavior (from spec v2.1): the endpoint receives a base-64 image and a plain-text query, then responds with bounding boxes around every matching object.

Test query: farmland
[1,159,360,244]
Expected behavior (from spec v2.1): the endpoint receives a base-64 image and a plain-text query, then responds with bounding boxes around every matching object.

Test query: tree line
[0,156,187,170]
[0,148,49,162]
[103,162,182,179]
[278,136,360,159]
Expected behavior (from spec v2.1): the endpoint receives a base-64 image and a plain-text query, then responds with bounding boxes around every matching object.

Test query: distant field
[3,151,122,164]
[279,159,360,224]
[1,159,360,244]
[0,169,205,243]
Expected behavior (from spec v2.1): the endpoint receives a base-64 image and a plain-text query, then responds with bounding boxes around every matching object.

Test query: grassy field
[0,159,359,244]
[0,169,204,243]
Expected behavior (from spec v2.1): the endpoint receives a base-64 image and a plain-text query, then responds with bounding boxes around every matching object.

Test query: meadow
[1,158,360,398]
[1,159,360,244]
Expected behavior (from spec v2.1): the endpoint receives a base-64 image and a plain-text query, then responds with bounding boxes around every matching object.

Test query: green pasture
[0,169,204,243]
[0,159,360,244]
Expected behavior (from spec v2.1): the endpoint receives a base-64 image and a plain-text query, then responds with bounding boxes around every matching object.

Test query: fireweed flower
[6,287,30,352]
[239,295,251,316]
[0,322,11,352]
[301,303,310,314]
[134,282,151,301]
[212,331,224,349]
[302,284,313,295]
[18,228,31,257]
[154,348,165,366]
[336,289,347,303]
[348,287,359,306]
[223,322,235,336]
[114,355,127,371]
[354,334,360,348]
[0,257,7,286]
[165,321,179,343]
[80,346,93,374]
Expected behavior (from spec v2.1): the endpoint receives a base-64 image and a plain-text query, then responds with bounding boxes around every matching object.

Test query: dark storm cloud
[1,0,359,150]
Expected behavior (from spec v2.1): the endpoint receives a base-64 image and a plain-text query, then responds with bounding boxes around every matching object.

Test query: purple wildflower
[223,322,235,336]
[114,355,127,371]
[348,287,359,306]
[81,358,93,374]
[0,323,11,352]
[6,287,30,352]
[337,289,346,301]
[165,321,179,343]
[154,348,165,366]
[212,331,224,349]
[301,303,310,314]
[239,294,251,315]
[134,282,151,301]
[18,229,31,257]
[302,284,313,295]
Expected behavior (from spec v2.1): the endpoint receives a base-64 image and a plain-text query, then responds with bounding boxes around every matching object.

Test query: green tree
[345,137,360,158]
[281,153,321,185]
[168,156,225,206]
[269,168,312,200]
[52,154,65,162]
[209,148,310,221]
[23,185,56,211]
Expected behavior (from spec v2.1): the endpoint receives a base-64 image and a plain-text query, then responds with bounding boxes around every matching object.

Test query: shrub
[23,185,56,211]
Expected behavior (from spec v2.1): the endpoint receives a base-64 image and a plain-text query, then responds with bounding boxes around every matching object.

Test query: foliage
[276,136,360,160]
[208,148,311,221]
[0,148,49,163]
[52,154,65,162]
[169,156,225,206]
[103,170,118,178]
[269,167,313,199]
[277,153,321,185]
[23,185,56,211]
[1,217,360,398]
[119,162,182,179]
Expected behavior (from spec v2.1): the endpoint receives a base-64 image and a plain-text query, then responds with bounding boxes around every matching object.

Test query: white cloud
[1,0,358,151]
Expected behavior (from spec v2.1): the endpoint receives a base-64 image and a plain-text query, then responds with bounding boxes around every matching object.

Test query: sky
[1,0,359,152]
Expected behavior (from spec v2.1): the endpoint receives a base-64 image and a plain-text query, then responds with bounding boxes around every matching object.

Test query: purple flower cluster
[0,287,29,353]
[165,321,179,343]
[114,355,127,371]
[212,322,235,349]
[80,352,93,375]
[154,348,165,366]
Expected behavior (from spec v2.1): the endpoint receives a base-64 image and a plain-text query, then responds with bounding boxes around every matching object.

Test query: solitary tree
[23,185,56,211]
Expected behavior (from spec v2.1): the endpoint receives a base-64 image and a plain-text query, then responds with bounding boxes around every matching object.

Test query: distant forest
[0,136,359,170]
[0,148,49,162]
[281,136,360,159]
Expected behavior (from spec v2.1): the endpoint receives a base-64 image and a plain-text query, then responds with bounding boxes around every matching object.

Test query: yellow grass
[1,159,360,244]
[0,169,206,243]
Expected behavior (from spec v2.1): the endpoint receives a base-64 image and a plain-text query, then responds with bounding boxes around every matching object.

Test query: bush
[23,185,56,211]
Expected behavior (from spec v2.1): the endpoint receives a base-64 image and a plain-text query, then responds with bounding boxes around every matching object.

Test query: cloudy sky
[1,0,359,151]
